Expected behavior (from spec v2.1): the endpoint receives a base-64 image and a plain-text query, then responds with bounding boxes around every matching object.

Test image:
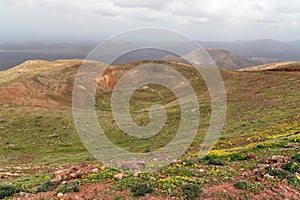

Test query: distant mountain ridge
[162,48,274,70]
[1,39,299,70]
[202,39,300,61]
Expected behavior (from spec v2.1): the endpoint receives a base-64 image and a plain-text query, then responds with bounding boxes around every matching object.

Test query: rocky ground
[1,149,299,200]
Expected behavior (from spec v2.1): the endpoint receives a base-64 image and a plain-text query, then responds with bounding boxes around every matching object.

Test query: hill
[0,60,299,199]
[162,48,268,70]
[239,62,300,72]
[203,39,300,61]
[205,48,266,70]
[0,60,84,107]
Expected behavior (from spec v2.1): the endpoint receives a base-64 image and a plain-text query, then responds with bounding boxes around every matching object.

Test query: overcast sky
[0,0,300,42]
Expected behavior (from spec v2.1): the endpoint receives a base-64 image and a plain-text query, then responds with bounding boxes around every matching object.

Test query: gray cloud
[2,0,299,24]
[0,0,299,42]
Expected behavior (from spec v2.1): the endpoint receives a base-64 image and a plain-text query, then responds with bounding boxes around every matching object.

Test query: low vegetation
[36,180,57,193]
[235,180,263,194]
[57,182,80,194]
[131,183,154,197]
[0,185,21,199]
[0,60,299,199]
[182,183,202,200]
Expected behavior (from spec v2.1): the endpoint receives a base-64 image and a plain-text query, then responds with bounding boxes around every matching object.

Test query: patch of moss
[268,169,290,179]
[131,183,154,197]
[36,180,57,193]
[235,180,263,194]
[183,183,202,200]
[0,185,21,199]
[57,182,80,194]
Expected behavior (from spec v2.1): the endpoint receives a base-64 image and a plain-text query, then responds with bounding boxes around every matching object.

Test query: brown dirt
[0,60,123,108]
[201,182,300,200]
[12,183,173,200]
[7,161,300,200]
[11,180,300,200]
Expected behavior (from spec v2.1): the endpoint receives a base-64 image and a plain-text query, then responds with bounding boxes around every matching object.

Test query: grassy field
[0,60,299,199]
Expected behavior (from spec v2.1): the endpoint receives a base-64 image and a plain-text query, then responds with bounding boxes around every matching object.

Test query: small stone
[53,169,68,176]
[19,192,31,198]
[199,169,206,173]
[114,172,126,180]
[158,175,166,179]
[57,192,64,197]
[74,196,84,200]
[102,165,107,169]
[264,173,275,180]
[241,172,248,176]
[91,168,99,173]
[70,173,78,178]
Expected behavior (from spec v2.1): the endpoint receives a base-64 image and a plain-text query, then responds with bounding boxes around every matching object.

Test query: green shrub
[208,159,224,166]
[36,180,57,192]
[200,155,219,162]
[57,182,80,194]
[292,154,300,162]
[183,183,202,200]
[229,153,247,161]
[268,169,289,179]
[287,176,300,187]
[291,138,300,143]
[282,161,299,173]
[200,155,224,166]
[114,177,141,191]
[235,180,248,190]
[131,183,154,196]
[163,165,196,177]
[0,185,21,199]
[256,144,267,149]
[235,180,263,194]
[273,142,287,148]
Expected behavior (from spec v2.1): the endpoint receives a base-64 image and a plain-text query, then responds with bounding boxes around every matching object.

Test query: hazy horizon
[1,38,300,44]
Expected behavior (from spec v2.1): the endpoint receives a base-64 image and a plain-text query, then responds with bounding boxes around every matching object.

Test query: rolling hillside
[0,60,299,199]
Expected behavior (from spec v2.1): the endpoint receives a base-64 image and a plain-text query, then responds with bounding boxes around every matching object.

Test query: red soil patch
[201,182,300,200]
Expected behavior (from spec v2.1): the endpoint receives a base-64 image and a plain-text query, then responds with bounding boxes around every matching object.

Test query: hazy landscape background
[1,39,300,71]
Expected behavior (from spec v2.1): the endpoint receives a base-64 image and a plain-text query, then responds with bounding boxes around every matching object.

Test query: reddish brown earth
[0,60,122,108]
[201,182,300,200]
[6,160,299,200]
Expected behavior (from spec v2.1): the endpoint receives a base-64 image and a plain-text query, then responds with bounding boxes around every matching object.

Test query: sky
[0,0,300,42]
